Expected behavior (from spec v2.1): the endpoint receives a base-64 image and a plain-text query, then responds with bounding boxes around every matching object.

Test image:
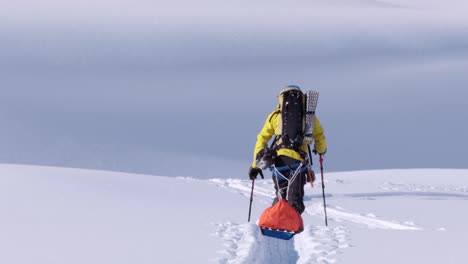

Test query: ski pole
[307,145,315,187]
[319,154,329,226]
[248,170,264,222]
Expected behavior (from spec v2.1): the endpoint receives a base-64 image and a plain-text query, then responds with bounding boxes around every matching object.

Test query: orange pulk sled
[257,163,307,240]
[258,199,304,240]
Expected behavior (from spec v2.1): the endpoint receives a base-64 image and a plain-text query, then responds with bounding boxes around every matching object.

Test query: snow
[1,164,467,263]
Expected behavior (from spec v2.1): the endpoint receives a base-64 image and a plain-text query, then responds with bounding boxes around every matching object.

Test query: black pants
[272,155,307,214]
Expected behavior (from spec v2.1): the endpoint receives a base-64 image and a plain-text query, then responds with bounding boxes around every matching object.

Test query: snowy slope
[1,164,467,263]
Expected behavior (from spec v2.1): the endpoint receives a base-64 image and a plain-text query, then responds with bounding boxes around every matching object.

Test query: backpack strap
[269,109,280,122]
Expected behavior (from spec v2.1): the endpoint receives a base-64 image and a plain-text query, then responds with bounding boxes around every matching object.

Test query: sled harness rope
[271,161,308,201]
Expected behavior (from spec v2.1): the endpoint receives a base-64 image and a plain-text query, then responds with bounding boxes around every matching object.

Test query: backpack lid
[279,85,301,97]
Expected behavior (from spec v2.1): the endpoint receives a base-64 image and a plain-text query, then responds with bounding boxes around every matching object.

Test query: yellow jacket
[252,110,327,168]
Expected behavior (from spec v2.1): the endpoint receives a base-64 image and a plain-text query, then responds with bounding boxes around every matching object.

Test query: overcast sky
[2,0,468,177]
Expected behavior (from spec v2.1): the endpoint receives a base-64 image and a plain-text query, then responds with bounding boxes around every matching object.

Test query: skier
[249,85,327,214]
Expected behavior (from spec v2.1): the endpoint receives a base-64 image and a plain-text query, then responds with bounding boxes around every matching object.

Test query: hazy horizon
[2,0,468,178]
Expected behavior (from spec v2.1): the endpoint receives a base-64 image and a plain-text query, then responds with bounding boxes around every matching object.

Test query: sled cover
[258,199,304,240]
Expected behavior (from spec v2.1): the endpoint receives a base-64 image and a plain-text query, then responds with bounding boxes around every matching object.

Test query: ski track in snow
[210,178,276,200]
[210,177,429,263]
[213,222,297,264]
[294,225,350,264]
[211,179,352,263]
[214,223,349,264]
[305,203,420,230]
[210,178,420,230]
[379,181,468,197]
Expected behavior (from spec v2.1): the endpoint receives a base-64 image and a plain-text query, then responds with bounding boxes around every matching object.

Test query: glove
[313,148,327,155]
[248,167,263,180]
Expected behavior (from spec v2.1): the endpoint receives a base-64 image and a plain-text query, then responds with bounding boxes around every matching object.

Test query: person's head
[279,85,301,96]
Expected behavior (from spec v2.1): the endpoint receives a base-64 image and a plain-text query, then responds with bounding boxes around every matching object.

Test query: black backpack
[276,88,306,150]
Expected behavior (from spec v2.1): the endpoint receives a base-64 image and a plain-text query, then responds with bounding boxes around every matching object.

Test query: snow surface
[2,164,467,263]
